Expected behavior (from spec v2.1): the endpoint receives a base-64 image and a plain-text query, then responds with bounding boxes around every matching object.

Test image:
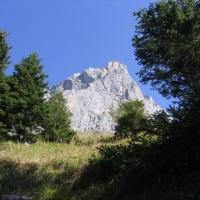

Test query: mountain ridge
[49,61,162,132]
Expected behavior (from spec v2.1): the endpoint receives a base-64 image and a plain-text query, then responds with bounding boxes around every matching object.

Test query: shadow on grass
[0,160,40,196]
[1,150,200,200]
[0,157,112,200]
[67,144,200,200]
[0,159,78,200]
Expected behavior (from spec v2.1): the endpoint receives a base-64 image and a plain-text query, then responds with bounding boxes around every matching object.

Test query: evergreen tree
[0,30,11,138]
[45,92,76,143]
[9,53,48,140]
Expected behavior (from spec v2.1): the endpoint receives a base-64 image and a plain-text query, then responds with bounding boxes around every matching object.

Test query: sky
[1,0,172,110]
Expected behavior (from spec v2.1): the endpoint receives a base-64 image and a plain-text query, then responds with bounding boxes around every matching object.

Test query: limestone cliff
[50,61,162,132]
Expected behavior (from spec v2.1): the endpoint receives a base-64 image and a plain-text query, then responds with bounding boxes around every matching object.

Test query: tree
[110,100,145,138]
[0,30,11,138]
[132,0,200,172]
[9,53,48,140]
[132,0,200,139]
[45,92,76,143]
[133,0,200,108]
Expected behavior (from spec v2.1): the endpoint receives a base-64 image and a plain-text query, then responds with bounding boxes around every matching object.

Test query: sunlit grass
[0,133,116,199]
[0,141,97,166]
[0,133,115,164]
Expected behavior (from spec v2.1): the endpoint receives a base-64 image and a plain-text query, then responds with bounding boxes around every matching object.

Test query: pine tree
[0,30,11,138]
[9,53,48,140]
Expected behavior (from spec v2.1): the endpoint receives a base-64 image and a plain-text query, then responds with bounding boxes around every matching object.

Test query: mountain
[49,61,162,132]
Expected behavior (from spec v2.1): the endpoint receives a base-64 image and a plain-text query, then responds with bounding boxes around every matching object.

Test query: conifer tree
[0,30,11,138]
[9,53,48,140]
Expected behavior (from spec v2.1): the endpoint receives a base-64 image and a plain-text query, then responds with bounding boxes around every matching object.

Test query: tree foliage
[133,0,200,107]
[110,100,145,138]
[0,30,10,73]
[45,92,76,143]
[133,0,200,143]
[0,30,11,137]
[8,53,48,140]
[132,0,200,177]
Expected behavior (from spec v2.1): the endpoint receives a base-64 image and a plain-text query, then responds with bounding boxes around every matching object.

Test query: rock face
[50,61,162,132]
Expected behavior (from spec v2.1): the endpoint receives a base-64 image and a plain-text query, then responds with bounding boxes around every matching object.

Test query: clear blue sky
[1,0,172,110]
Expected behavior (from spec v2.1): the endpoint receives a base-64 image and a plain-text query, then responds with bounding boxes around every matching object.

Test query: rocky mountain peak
[106,61,127,73]
[50,61,162,132]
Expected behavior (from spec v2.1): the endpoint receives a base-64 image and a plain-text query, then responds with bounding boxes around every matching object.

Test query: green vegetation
[0,134,117,199]
[110,100,145,138]
[132,0,200,176]
[8,53,48,141]
[0,31,75,143]
[0,30,11,138]
[1,0,200,199]
[45,92,76,143]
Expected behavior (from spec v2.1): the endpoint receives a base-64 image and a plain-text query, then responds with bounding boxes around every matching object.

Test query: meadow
[1,133,199,200]
[0,133,119,200]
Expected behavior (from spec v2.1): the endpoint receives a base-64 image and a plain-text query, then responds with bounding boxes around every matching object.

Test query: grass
[0,141,96,165]
[0,133,117,199]
[1,133,197,200]
[0,133,117,163]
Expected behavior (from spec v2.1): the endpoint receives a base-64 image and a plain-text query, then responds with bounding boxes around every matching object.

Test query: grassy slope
[0,134,116,200]
[1,134,198,200]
